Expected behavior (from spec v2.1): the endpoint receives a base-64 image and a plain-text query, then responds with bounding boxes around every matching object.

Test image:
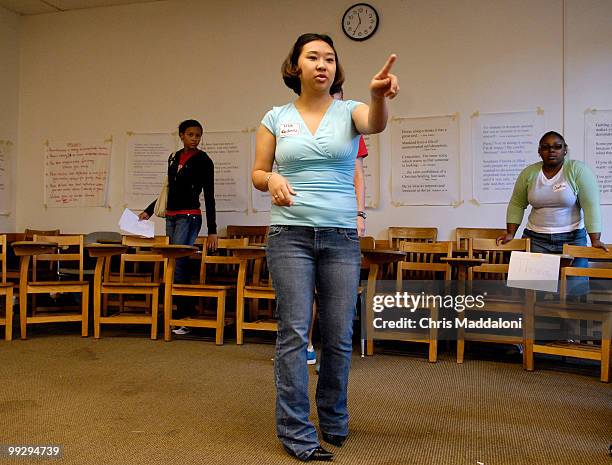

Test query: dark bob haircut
[178,119,203,135]
[281,33,345,96]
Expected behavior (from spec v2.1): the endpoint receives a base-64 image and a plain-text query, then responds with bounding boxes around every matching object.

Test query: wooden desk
[361,249,407,356]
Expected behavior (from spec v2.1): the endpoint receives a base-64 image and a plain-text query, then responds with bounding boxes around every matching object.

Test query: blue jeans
[165,214,202,284]
[523,228,588,294]
[266,226,361,459]
[522,228,588,267]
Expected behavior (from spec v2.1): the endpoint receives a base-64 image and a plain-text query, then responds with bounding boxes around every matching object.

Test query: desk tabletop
[361,249,407,264]
[12,241,59,256]
[151,245,199,259]
[85,243,128,257]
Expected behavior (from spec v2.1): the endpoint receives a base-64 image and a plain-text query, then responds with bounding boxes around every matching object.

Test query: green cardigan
[506,159,601,233]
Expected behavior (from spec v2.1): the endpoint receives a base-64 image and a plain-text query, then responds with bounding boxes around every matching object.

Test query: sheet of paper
[507,251,560,292]
[118,208,154,238]
[584,109,612,204]
[390,115,460,206]
[44,139,111,207]
[472,110,544,203]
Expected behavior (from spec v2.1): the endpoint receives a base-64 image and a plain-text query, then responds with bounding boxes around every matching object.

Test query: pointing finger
[377,54,397,77]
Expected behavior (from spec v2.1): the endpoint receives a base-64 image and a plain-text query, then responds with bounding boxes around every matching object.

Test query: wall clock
[342,3,379,41]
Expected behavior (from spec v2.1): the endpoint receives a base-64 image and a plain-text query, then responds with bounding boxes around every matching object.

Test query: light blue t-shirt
[261,99,363,228]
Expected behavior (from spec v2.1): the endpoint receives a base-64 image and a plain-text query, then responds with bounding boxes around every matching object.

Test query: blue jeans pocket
[268,225,286,238]
[341,228,359,243]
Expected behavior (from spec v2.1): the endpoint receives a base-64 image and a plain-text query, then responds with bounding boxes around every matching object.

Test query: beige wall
[10,0,612,241]
[0,5,20,231]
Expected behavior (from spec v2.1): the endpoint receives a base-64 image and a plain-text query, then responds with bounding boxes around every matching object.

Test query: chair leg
[20,287,27,340]
[428,307,438,363]
[236,297,245,345]
[524,297,535,371]
[600,316,611,383]
[456,313,465,363]
[81,287,89,337]
[150,290,159,340]
[5,289,13,341]
[94,286,102,339]
[216,292,225,346]
[164,290,172,342]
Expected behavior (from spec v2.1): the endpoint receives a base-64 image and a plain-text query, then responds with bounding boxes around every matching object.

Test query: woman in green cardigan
[497,131,607,261]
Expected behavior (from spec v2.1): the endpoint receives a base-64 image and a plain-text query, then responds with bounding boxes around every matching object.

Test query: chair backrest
[388,227,438,249]
[469,238,530,279]
[122,235,170,247]
[84,231,122,244]
[0,234,6,284]
[199,237,249,283]
[455,227,507,252]
[397,241,453,283]
[120,235,169,282]
[33,234,84,281]
[375,239,390,250]
[562,244,612,262]
[560,244,612,298]
[25,228,60,240]
[226,225,269,244]
[359,236,375,250]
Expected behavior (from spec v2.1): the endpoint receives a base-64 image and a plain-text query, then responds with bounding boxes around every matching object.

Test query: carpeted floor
[0,333,610,465]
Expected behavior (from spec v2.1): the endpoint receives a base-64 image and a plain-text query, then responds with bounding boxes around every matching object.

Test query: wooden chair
[392,241,453,362]
[455,227,507,254]
[388,227,438,249]
[88,242,161,339]
[457,238,531,364]
[386,228,438,279]
[0,235,14,340]
[158,238,248,344]
[103,235,169,314]
[233,245,275,345]
[18,235,89,339]
[526,245,612,382]
[226,225,269,244]
[3,233,24,282]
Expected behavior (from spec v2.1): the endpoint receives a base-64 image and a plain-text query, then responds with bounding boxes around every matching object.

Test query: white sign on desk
[507,251,560,292]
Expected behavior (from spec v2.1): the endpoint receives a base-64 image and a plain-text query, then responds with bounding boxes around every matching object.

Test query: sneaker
[172,326,191,335]
[307,346,317,365]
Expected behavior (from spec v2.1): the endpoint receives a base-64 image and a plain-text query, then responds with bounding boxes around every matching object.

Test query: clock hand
[356,12,362,32]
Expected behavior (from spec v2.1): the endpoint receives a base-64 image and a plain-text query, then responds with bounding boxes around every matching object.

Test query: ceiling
[0,0,162,15]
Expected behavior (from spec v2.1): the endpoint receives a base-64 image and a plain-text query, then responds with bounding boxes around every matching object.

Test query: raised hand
[370,54,399,99]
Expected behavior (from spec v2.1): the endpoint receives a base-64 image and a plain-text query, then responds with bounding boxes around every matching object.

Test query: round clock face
[342,3,379,41]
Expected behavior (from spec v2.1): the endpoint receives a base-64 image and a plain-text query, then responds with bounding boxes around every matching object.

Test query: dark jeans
[165,214,202,283]
[166,214,202,317]
[266,226,360,459]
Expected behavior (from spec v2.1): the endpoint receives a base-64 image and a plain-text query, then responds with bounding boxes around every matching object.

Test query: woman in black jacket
[139,119,217,330]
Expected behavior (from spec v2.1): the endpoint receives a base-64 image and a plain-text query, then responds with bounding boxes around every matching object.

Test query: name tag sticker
[552,183,567,192]
[279,123,301,137]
